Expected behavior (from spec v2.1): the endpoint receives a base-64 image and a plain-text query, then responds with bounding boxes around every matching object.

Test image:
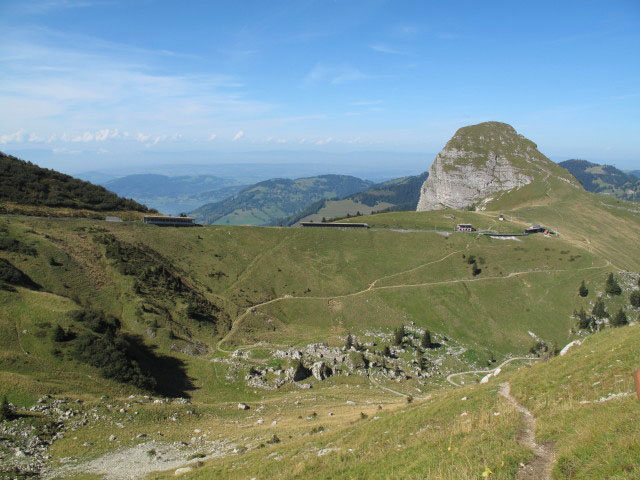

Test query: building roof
[143,215,195,220]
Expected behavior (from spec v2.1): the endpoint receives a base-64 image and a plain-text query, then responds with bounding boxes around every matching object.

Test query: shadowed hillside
[0,152,149,212]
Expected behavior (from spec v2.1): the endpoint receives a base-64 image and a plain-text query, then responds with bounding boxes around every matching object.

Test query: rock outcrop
[417,122,578,211]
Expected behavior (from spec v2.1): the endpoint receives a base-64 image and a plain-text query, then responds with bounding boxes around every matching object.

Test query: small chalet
[455,224,476,232]
[524,224,546,234]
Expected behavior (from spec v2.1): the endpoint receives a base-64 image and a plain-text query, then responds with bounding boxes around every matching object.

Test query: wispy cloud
[369,44,408,55]
[10,0,100,15]
[303,63,368,86]
[315,137,333,145]
[232,130,245,142]
[0,28,273,144]
[350,100,383,106]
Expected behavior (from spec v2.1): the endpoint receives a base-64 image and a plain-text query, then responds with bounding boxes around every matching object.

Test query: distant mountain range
[279,172,428,226]
[101,174,246,215]
[559,159,640,203]
[190,175,373,226]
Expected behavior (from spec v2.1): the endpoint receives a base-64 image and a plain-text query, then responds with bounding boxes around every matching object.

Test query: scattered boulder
[174,466,193,476]
[237,403,250,410]
[311,361,332,381]
[285,362,311,382]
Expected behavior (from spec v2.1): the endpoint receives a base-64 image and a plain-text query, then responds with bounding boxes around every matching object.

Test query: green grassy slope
[1,178,639,479]
[2,184,638,407]
[152,324,640,480]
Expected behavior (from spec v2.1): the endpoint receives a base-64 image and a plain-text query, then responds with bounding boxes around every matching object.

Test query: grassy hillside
[0,151,149,213]
[191,175,373,226]
[559,159,640,203]
[150,322,640,480]
[1,176,639,478]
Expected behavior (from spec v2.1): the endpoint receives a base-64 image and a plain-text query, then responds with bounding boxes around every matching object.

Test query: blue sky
[0,0,639,173]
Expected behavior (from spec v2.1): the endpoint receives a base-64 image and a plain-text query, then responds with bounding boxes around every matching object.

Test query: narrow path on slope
[217,259,610,353]
[446,357,539,387]
[499,382,555,480]
[216,249,465,352]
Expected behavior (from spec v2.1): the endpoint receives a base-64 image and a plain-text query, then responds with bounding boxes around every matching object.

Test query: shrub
[52,325,67,342]
[471,263,482,276]
[70,309,120,334]
[74,332,156,390]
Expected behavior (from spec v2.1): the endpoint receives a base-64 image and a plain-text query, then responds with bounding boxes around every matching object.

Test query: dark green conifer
[0,396,11,421]
[578,280,588,297]
[630,290,640,308]
[421,330,432,349]
[576,307,591,330]
[605,273,622,296]
[612,309,628,327]
[592,297,608,319]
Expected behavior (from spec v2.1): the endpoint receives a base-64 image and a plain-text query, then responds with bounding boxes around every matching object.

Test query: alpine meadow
[1,1,639,479]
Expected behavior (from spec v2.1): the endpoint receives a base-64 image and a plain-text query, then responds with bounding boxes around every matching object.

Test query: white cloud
[94,128,119,141]
[208,133,218,141]
[135,132,150,143]
[232,130,245,142]
[315,137,333,145]
[0,129,26,144]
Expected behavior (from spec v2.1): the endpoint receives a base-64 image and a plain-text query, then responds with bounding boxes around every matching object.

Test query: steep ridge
[417,122,579,211]
[0,151,149,213]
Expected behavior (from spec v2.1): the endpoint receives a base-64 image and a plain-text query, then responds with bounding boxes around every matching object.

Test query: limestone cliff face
[417,122,577,211]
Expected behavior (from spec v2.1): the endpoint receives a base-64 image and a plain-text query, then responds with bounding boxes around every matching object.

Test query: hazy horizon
[1,1,639,171]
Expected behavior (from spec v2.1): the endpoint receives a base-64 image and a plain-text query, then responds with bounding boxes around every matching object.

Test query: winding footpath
[499,382,556,480]
[445,356,539,387]
[217,250,609,353]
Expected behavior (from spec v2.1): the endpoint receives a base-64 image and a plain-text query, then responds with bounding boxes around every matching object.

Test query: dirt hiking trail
[499,382,555,480]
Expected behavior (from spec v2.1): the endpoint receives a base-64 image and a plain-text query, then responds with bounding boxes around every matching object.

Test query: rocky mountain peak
[416,121,577,211]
